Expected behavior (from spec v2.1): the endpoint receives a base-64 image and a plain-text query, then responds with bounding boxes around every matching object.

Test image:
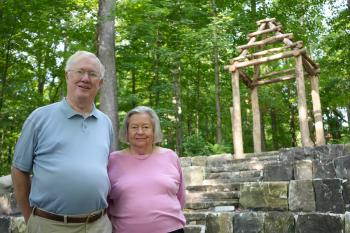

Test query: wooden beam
[227,23,267,73]
[267,21,295,46]
[232,47,286,63]
[302,61,317,76]
[257,18,276,25]
[267,21,278,28]
[268,22,309,64]
[231,41,304,63]
[238,23,267,58]
[302,53,319,69]
[310,75,325,146]
[251,65,262,153]
[248,25,282,38]
[249,44,293,58]
[258,68,295,80]
[295,55,314,147]
[239,70,253,88]
[254,74,295,87]
[229,48,305,71]
[231,71,244,158]
[237,33,293,52]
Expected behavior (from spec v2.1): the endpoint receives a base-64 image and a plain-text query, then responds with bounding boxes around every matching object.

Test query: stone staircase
[1,144,350,233]
[182,144,350,233]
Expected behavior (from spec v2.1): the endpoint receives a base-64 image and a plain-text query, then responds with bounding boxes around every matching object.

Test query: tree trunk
[347,103,350,133]
[211,0,223,145]
[195,67,200,135]
[37,59,45,98]
[260,110,266,151]
[187,113,192,135]
[131,69,136,108]
[284,87,297,147]
[0,38,12,159]
[172,69,182,155]
[270,108,278,150]
[97,0,118,150]
[153,29,161,108]
[0,40,11,114]
[290,106,297,147]
[251,0,257,17]
[213,34,223,144]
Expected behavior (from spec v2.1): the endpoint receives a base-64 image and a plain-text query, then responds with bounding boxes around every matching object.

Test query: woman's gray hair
[64,51,105,79]
[119,106,163,144]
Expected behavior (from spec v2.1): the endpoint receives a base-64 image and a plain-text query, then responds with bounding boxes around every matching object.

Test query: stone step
[206,159,278,173]
[185,199,239,210]
[0,216,25,233]
[186,183,240,192]
[187,191,240,200]
[206,152,280,167]
[202,176,263,185]
[184,211,208,225]
[205,170,263,180]
[187,179,348,214]
[184,210,349,233]
[184,224,206,233]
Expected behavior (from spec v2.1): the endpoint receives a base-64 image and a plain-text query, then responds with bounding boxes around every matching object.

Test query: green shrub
[182,134,211,156]
[208,143,231,154]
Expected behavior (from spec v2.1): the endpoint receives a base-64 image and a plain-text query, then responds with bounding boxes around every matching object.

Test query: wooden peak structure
[225,18,325,159]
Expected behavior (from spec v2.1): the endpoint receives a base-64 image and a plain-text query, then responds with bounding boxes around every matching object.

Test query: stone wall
[1,144,350,233]
[0,175,25,233]
[182,144,350,233]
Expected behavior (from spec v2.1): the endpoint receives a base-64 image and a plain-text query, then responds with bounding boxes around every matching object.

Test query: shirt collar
[60,98,99,119]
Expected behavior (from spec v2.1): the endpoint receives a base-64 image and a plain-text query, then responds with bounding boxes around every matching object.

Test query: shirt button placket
[82,119,87,133]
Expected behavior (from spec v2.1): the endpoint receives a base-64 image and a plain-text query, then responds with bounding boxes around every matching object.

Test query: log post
[295,55,314,147]
[251,65,262,152]
[310,75,325,146]
[231,70,244,158]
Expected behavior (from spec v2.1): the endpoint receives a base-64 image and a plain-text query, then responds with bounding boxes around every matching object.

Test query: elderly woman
[108,106,186,233]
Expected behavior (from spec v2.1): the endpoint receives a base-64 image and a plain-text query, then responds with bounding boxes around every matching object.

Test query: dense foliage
[0,0,349,175]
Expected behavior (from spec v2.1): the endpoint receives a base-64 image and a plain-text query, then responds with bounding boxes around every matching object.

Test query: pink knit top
[107,148,186,233]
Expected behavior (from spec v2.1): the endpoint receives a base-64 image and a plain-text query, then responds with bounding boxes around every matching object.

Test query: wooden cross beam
[237,33,294,52]
[258,68,295,80]
[248,25,282,38]
[228,48,306,72]
[253,74,296,87]
[230,41,303,63]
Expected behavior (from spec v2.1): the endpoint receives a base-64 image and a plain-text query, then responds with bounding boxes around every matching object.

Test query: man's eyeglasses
[68,69,101,80]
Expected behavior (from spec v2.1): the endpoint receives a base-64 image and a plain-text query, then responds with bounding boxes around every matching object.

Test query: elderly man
[11,51,114,233]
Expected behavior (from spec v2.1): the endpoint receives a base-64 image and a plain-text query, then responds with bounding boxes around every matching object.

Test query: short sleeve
[12,118,37,172]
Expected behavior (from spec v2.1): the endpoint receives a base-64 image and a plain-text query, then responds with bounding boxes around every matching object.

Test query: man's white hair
[65,51,105,79]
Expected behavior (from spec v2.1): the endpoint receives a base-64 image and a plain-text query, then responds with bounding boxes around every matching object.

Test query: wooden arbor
[225,18,325,158]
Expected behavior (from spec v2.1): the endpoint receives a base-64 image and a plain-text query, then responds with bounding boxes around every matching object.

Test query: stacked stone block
[182,144,350,233]
[0,175,26,233]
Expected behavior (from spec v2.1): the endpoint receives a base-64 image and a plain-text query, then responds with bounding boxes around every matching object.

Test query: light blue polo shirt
[13,98,114,215]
